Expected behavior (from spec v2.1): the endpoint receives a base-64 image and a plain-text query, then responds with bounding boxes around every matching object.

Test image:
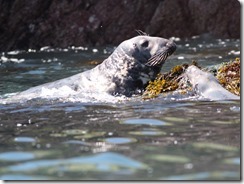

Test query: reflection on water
[0,36,240,180]
[122,118,168,126]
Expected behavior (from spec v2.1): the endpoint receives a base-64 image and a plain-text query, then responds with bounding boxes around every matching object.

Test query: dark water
[0,35,241,180]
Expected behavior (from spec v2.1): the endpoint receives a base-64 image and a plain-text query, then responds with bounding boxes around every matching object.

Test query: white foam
[40,86,77,98]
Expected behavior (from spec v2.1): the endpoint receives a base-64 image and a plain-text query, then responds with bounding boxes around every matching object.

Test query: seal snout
[166,40,177,55]
[145,39,176,67]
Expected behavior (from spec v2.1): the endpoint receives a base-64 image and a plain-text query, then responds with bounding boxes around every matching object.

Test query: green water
[0,36,240,180]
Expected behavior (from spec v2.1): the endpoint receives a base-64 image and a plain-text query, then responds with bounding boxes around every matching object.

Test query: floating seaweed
[143,58,240,99]
[142,61,197,99]
[216,58,240,96]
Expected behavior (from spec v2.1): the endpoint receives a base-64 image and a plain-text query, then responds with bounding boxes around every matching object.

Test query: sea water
[0,35,240,180]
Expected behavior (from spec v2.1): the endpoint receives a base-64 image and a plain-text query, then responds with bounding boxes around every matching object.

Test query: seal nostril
[167,41,177,53]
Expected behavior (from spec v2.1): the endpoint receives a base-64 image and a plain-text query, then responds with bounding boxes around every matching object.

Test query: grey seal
[11,35,176,99]
[185,65,239,100]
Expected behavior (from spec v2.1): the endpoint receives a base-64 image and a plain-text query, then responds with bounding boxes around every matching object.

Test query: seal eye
[141,40,149,47]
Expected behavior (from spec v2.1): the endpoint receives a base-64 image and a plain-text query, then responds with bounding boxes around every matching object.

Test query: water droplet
[217,108,221,113]
[178,56,184,60]
[108,132,113,136]
[92,48,98,53]
[46,143,51,148]
[230,106,240,112]
[184,163,193,169]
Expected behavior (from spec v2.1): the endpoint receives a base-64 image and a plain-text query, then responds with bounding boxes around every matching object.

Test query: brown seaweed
[143,58,240,99]
[216,58,240,96]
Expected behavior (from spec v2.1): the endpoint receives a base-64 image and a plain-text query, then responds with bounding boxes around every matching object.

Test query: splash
[1,86,128,104]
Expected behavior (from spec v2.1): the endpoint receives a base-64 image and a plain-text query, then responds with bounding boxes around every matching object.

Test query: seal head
[185,65,239,100]
[97,35,177,96]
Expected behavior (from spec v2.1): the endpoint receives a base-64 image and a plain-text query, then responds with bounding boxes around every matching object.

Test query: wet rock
[0,0,240,51]
[142,59,240,100]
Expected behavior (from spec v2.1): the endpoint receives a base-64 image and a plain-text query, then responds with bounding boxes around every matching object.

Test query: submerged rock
[143,59,240,100]
[142,61,197,99]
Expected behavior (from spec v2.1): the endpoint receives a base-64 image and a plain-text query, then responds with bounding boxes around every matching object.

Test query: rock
[188,0,240,38]
[142,59,240,100]
[0,0,240,51]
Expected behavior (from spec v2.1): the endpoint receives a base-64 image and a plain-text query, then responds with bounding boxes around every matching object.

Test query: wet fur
[11,36,177,99]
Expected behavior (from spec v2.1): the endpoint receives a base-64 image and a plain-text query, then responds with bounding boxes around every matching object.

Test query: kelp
[142,61,199,99]
[143,58,240,99]
[216,58,240,96]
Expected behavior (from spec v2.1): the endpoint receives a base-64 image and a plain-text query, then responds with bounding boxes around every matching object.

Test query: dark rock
[0,0,240,51]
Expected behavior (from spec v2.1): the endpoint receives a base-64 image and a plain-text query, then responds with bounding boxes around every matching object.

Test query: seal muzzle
[146,41,176,67]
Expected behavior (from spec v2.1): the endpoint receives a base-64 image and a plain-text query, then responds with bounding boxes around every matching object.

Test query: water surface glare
[0,36,240,180]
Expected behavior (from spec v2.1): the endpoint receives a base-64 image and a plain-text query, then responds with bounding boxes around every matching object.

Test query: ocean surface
[0,35,240,180]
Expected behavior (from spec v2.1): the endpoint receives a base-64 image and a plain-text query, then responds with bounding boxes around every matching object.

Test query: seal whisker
[146,50,170,66]
[148,57,159,66]
[135,30,149,36]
